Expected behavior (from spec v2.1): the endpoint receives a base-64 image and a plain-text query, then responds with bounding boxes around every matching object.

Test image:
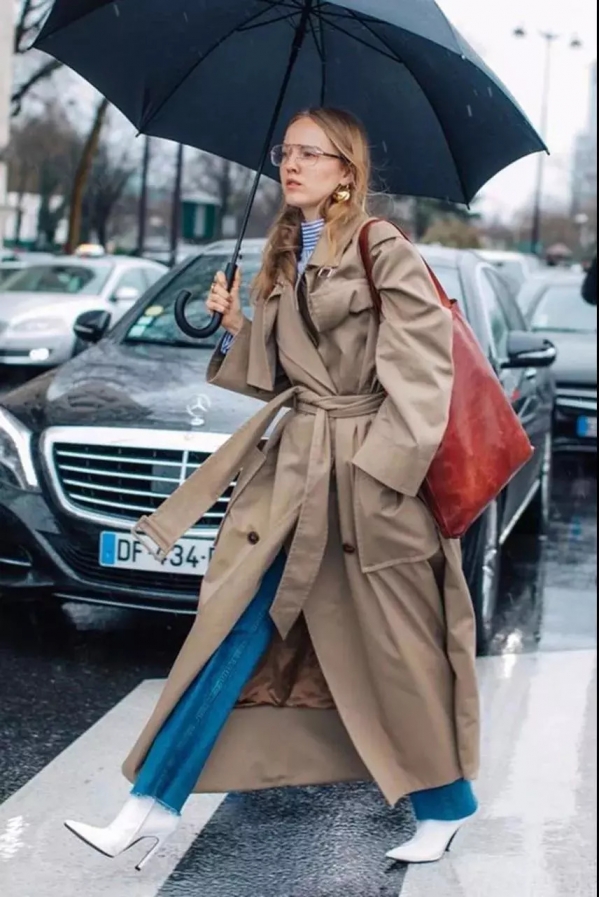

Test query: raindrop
[113,2,120,17]
[183,11,189,23]
[467,105,473,118]
[382,141,388,153]
[488,87,494,98]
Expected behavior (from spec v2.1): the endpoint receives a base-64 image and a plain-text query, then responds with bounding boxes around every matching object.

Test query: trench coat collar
[247,210,370,394]
[307,209,370,272]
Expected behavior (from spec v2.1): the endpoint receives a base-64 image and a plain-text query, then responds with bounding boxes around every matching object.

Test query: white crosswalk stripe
[402,651,597,897]
[0,681,226,897]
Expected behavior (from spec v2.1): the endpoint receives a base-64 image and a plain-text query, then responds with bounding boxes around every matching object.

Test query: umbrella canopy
[35,0,544,204]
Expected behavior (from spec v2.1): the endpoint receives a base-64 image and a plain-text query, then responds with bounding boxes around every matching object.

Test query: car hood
[0,292,103,323]
[543,331,597,387]
[1,338,264,435]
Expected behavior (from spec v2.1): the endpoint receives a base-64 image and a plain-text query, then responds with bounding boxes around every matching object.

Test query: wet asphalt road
[0,455,596,896]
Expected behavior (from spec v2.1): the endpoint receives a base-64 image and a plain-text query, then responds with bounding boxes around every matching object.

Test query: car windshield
[0,267,24,286]
[124,251,263,348]
[530,283,597,333]
[125,253,465,349]
[1,263,113,295]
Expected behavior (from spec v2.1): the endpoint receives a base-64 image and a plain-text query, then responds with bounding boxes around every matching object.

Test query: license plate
[99,531,214,576]
[577,416,598,439]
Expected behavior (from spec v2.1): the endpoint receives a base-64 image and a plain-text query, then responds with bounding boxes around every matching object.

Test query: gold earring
[333,184,351,203]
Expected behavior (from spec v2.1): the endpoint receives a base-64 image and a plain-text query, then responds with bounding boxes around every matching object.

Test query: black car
[518,271,597,453]
[0,241,555,651]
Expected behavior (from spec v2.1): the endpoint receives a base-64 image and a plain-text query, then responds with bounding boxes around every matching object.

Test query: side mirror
[112,285,141,304]
[74,310,112,344]
[502,332,557,369]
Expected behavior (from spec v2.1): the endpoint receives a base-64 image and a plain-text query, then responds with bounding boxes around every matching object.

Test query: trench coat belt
[269,390,385,638]
[132,386,384,638]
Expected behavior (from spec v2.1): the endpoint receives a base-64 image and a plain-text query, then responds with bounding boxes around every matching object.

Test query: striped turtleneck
[298,218,325,276]
[220,217,326,355]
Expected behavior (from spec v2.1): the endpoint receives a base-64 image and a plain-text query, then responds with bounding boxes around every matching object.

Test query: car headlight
[0,408,40,490]
[10,317,66,334]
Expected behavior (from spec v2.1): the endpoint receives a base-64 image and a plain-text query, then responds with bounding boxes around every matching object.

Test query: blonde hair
[254,108,371,300]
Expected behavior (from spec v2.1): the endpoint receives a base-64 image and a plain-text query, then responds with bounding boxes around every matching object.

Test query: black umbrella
[35,0,544,337]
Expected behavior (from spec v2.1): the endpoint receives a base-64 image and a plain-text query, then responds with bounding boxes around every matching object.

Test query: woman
[65,108,480,870]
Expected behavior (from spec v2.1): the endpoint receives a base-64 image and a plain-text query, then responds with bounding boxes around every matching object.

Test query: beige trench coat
[124,215,480,806]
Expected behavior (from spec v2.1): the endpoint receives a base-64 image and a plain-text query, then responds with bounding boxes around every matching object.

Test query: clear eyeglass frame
[270,144,345,167]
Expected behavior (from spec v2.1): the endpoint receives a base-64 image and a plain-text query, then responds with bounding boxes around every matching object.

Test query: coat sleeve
[207,315,291,402]
[352,223,454,497]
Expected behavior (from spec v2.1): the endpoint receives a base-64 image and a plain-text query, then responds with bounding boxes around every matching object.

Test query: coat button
[343,543,356,555]
[248,531,260,545]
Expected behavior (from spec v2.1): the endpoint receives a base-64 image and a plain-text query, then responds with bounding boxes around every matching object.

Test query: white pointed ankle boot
[386,814,475,864]
[65,795,180,871]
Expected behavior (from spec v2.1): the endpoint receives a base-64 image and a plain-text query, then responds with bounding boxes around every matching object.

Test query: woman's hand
[206,269,244,335]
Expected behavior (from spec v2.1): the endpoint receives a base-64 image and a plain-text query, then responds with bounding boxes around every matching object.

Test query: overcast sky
[439,0,597,219]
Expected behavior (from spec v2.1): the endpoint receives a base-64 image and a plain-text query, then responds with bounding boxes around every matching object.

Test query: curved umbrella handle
[174,289,222,339]
[174,261,239,339]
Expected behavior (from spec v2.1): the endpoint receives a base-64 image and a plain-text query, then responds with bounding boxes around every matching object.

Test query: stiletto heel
[65,796,180,869]
[135,837,164,872]
[386,813,476,864]
[446,832,459,853]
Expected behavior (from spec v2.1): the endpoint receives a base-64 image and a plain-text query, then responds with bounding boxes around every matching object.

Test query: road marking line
[401,651,597,897]
[0,680,226,897]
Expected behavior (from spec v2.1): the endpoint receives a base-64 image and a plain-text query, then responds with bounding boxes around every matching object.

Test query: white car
[0,256,167,367]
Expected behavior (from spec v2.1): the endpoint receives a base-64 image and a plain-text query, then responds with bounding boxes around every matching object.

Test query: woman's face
[279,117,350,221]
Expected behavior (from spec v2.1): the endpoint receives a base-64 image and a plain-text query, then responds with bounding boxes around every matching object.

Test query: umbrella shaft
[227,0,314,288]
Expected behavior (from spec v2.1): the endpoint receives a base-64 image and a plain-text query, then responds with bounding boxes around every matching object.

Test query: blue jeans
[133,553,478,821]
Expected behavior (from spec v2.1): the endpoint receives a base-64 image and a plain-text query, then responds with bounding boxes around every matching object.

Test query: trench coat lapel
[277,281,337,396]
[247,285,282,393]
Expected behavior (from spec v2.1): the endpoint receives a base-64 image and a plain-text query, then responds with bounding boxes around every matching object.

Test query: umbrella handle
[174,290,222,339]
[174,262,239,339]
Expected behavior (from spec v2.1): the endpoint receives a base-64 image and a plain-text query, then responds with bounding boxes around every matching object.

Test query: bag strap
[358,218,454,317]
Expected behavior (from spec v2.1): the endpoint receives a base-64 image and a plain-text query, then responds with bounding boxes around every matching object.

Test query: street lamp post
[136,135,152,258]
[169,143,185,268]
[514,27,582,256]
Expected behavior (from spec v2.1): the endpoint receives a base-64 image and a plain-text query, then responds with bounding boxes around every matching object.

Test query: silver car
[0,262,27,287]
[0,256,167,367]
[477,250,546,290]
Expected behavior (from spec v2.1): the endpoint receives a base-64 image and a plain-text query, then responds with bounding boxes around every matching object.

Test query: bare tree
[512,201,597,260]
[65,97,110,253]
[421,218,482,250]
[81,144,136,245]
[12,1,62,116]
[6,102,80,247]
[186,154,253,238]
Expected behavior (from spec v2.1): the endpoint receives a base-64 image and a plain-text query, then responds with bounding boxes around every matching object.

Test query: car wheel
[464,499,501,654]
[518,432,553,536]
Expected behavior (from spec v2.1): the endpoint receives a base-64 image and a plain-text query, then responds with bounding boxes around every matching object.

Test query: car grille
[556,385,597,414]
[50,440,232,528]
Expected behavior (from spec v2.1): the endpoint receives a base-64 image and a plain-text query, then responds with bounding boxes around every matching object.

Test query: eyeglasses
[270,144,345,167]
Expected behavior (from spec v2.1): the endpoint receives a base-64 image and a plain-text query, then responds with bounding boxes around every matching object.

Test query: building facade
[0,0,14,247]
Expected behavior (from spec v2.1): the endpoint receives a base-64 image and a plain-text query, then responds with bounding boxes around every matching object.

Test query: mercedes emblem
[187,394,212,428]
